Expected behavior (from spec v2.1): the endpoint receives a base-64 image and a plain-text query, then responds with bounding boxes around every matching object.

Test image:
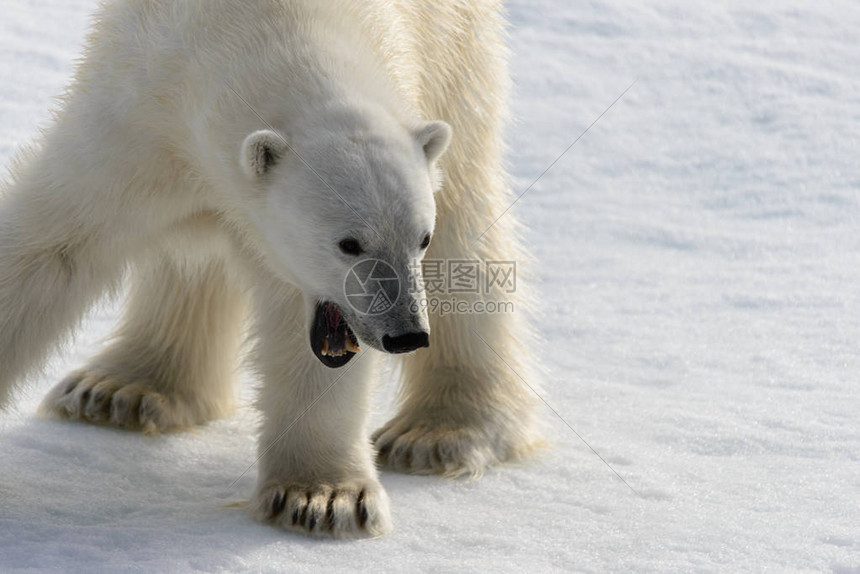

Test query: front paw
[251,479,392,539]
[372,411,542,478]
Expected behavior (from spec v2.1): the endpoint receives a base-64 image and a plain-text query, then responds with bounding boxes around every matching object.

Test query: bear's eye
[420,233,431,250]
[338,238,363,256]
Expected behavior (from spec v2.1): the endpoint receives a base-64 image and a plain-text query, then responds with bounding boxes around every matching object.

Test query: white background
[1,1,858,572]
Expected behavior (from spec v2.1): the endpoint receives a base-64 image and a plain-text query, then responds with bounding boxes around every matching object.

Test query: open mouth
[310,302,361,368]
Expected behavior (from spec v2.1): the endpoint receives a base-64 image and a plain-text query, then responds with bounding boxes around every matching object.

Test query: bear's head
[239,108,451,367]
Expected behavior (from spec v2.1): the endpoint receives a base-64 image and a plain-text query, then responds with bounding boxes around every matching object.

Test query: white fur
[0,0,543,538]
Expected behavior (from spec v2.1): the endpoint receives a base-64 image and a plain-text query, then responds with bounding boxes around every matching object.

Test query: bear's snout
[381,331,430,354]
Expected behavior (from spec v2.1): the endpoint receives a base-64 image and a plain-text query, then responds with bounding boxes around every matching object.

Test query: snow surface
[2,0,859,572]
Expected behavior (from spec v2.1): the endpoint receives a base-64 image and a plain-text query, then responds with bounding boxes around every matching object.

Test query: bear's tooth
[345,339,361,353]
[322,339,329,355]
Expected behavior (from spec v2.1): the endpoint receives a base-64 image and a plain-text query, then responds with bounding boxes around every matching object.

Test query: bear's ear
[413,121,452,165]
[241,129,289,178]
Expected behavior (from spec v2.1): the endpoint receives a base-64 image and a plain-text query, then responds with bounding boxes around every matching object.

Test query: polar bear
[0,0,542,537]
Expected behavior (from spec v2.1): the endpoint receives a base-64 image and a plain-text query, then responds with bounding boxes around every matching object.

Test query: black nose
[381,331,429,354]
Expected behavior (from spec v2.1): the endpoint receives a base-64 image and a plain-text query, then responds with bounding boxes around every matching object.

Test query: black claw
[308,514,317,531]
[81,389,91,403]
[403,448,413,468]
[326,493,336,531]
[271,491,286,517]
[357,490,368,528]
[299,494,310,527]
[291,508,299,526]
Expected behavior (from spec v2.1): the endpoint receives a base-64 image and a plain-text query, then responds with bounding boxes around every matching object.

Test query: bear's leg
[375,242,543,477]
[372,6,543,477]
[40,215,246,432]
[374,291,543,477]
[247,272,391,538]
[0,193,123,410]
[375,210,543,478]
[0,138,189,410]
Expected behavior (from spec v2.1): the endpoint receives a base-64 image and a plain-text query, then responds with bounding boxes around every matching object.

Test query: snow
[1,0,859,572]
